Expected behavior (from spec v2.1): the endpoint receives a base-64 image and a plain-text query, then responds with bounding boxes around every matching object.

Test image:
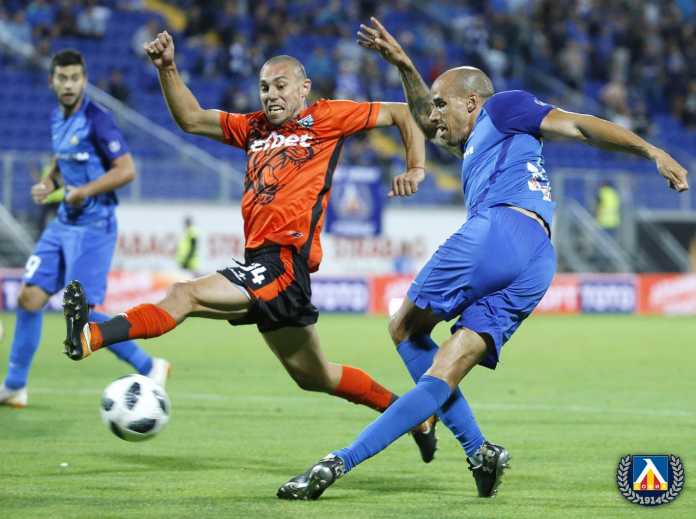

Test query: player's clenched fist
[30,181,53,204]
[357,17,410,68]
[144,31,175,69]
[389,167,426,198]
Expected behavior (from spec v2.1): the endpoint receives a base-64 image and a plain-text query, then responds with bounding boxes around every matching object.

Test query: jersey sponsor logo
[297,114,314,128]
[75,152,90,162]
[246,132,315,205]
[248,131,313,153]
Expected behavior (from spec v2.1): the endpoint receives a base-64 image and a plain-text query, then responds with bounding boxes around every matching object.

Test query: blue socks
[335,375,451,471]
[397,336,485,457]
[4,308,43,390]
[89,310,153,375]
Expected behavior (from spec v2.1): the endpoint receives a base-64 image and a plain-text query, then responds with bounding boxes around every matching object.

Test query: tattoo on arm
[399,66,436,138]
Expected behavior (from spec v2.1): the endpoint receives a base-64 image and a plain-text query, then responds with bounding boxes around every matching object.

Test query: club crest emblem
[617,455,684,506]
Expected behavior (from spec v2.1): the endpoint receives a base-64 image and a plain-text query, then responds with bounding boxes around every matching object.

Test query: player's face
[258,62,311,126]
[51,64,86,110]
[429,80,478,146]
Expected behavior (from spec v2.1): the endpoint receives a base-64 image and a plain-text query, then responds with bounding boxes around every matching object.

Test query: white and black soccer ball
[100,374,170,442]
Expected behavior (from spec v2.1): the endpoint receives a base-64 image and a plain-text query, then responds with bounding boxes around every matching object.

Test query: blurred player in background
[278,17,689,500]
[0,50,169,408]
[62,31,437,460]
[176,215,199,274]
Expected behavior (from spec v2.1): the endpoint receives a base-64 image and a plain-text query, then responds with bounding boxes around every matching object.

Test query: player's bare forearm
[393,104,426,171]
[541,109,689,191]
[398,61,437,139]
[81,154,135,196]
[158,65,203,132]
[157,66,224,140]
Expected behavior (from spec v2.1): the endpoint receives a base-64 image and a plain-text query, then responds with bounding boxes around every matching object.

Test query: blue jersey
[52,97,129,225]
[460,90,555,226]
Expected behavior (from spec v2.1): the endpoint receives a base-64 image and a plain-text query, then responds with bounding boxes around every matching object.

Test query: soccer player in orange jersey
[62,31,436,459]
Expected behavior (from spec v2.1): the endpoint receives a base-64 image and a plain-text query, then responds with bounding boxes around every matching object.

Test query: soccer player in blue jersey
[0,50,169,407]
[277,18,689,500]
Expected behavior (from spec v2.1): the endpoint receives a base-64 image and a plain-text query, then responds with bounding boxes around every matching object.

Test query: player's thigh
[63,222,116,306]
[173,272,252,319]
[262,325,340,389]
[22,221,64,299]
[454,239,556,369]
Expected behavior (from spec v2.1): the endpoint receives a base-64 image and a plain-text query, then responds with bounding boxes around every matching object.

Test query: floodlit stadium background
[1,2,695,518]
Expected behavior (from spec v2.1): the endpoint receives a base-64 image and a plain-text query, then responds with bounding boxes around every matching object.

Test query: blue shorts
[23,217,117,306]
[407,206,556,369]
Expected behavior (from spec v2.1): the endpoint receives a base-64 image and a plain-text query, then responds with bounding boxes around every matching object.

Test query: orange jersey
[219,99,380,272]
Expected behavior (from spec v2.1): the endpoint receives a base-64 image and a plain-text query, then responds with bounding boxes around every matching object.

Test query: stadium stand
[1,0,695,215]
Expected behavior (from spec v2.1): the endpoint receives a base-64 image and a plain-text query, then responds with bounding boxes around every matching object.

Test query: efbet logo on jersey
[249,131,313,153]
[616,454,684,506]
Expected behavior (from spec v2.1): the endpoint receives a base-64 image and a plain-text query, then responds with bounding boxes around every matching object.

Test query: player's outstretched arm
[144,31,224,141]
[375,102,426,197]
[358,17,437,139]
[540,109,689,192]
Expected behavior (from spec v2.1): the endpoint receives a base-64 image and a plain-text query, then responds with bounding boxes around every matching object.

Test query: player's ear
[466,94,478,113]
[302,78,312,99]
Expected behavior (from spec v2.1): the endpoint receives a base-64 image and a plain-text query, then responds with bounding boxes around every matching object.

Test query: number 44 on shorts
[237,263,267,285]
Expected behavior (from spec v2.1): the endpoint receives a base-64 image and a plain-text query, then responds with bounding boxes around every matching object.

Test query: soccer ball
[100,374,170,442]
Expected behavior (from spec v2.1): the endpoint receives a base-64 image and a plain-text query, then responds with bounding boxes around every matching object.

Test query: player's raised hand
[30,181,53,204]
[357,17,410,68]
[144,31,175,69]
[389,167,425,198]
[654,149,689,192]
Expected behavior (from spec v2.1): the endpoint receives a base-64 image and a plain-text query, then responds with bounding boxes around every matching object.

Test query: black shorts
[217,245,318,333]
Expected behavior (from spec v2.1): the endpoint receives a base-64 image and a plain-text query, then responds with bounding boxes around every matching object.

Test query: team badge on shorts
[616,454,684,506]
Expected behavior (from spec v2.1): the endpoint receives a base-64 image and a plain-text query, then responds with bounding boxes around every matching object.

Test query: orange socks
[89,304,177,350]
[332,365,397,412]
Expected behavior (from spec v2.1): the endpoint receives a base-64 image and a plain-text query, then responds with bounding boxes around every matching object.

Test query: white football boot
[0,383,28,408]
[146,358,171,389]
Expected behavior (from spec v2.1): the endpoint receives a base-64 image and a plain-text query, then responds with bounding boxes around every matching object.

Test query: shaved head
[435,66,494,98]
[261,55,307,81]
[429,67,495,146]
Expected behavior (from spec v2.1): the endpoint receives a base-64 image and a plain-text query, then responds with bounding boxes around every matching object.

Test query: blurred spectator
[601,79,634,131]
[595,181,621,240]
[77,0,111,38]
[690,235,696,273]
[683,79,696,128]
[219,85,252,113]
[225,35,252,78]
[193,36,223,78]
[25,0,55,30]
[105,69,130,104]
[2,11,32,46]
[132,19,159,58]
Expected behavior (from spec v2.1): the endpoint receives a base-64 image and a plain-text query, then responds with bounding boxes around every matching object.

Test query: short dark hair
[261,55,307,80]
[50,49,86,75]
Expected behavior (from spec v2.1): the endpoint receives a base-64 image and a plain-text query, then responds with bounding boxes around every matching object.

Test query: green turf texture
[0,312,693,518]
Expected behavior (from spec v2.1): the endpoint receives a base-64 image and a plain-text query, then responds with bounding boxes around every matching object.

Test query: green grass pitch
[0,312,694,518]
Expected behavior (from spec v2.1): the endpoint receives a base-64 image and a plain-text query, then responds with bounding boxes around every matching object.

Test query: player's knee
[18,286,48,312]
[388,313,408,345]
[165,281,196,313]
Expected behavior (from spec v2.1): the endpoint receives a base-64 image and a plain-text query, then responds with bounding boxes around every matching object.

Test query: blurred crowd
[2,0,696,133]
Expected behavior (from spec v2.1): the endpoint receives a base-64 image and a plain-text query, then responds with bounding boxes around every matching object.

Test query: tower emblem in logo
[617,455,684,506]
